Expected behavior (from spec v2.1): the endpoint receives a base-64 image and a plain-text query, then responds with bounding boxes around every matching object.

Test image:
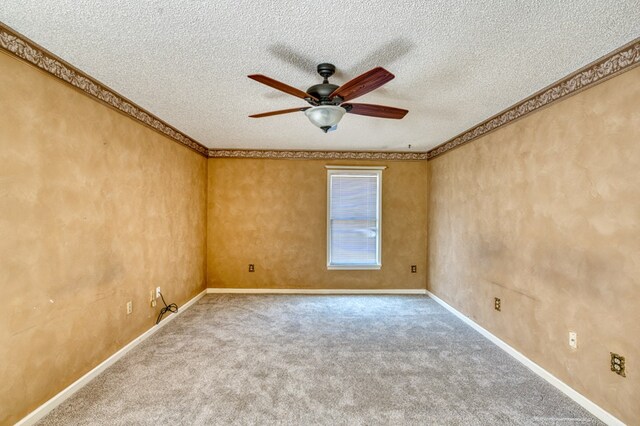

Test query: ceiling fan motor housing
[306,63,342,105]
[306,83,339,103]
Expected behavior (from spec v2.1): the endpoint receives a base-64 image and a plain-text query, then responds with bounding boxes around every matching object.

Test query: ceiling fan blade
[249,107,310,118]
[248,74,318,101]
[344,103,408,119]
[329,67,395,102]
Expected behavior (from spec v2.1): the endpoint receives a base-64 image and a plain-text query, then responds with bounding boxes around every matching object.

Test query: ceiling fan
[248,63,408,132]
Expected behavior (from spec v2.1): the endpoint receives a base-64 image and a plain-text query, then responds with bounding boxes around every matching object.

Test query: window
[326,166,384,269]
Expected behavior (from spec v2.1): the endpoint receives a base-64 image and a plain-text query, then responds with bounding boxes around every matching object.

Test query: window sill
[327,264,382,270]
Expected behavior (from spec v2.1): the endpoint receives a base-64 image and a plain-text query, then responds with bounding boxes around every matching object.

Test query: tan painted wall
[207,158,428,290]
[428,66,640,424]
[0,52,208,425]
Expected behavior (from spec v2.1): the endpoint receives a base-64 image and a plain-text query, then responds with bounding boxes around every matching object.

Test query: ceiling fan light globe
[304,106,346,130]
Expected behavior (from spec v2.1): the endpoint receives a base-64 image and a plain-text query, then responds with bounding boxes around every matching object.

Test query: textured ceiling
[1,1,638,152]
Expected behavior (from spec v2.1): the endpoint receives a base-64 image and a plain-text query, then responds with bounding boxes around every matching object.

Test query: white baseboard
[426,290,624,426]
[206,288,427,295]
[16,289,207,426]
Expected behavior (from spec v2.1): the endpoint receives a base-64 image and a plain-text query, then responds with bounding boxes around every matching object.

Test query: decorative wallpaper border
[208,149,429,160]
[426,37,640,160]
[2,22,638,162]
[0,22,209,157]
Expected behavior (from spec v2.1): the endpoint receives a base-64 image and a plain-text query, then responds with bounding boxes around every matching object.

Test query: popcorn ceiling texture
[1,1,638,152]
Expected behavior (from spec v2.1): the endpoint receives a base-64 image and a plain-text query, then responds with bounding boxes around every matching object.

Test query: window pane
[329,174,379,266]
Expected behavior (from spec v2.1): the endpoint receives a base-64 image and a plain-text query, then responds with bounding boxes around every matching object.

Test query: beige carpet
[39,295,600,425]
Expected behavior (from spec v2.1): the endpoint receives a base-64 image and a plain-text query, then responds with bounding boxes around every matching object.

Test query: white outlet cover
[569,331,578,349]
[155,287,161,299]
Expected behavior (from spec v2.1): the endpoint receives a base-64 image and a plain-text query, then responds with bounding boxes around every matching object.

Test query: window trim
[325,165,385,270]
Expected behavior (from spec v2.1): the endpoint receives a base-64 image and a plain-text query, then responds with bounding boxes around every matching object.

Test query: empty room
[1,1,638,425]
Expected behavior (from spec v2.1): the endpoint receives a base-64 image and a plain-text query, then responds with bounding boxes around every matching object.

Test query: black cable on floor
[156,292,178,324]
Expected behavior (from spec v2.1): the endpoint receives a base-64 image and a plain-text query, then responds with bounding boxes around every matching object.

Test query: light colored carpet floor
[39,295,600,425]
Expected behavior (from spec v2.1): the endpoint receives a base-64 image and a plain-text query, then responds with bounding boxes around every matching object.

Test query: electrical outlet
[610,353,626,377]
[248,264,255,272]
[569,332,577,349]
[155,287,161,299]
[411,265,417,273]
[126,301,133,315]
[494,297,501,311]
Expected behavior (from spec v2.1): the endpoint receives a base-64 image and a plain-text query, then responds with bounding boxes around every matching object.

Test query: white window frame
[326,165,385,270]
